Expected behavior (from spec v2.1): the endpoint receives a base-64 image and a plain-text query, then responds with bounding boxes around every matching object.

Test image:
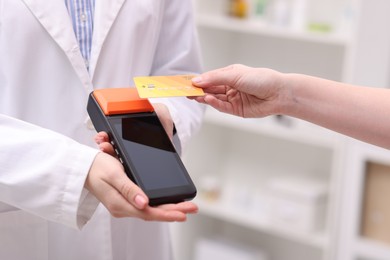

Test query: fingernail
[192,76,202,84]
[134,194,147,208]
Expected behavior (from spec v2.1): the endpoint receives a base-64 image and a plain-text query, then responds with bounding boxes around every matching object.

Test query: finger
[94,131,109,144]
[138,206,188,222]
[101,187,140,218]
[103,190,190,222]
[190,96,207,104]
[106,173,149,210]
[212,93,229,102]
[157,201,198,214]
[198,85,228,95]
[204,95,234,114]
[98,142,116,157]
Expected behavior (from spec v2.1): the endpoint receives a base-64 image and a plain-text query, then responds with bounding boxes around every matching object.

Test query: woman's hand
[191,64,287,118]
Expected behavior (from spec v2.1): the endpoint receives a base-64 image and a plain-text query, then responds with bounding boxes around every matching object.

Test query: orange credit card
[133,75,205,98]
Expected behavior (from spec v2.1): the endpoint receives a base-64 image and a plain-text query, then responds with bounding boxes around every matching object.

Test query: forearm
[282,74,390,148]
[0,115,100,229]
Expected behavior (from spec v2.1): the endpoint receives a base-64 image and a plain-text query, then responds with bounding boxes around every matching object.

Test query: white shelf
[196,14,351,46]
[355,238,390,259]
[196,198,328,250]
[203,108,344,150]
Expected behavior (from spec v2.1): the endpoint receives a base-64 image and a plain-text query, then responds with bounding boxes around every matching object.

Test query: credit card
[133,75,205,98]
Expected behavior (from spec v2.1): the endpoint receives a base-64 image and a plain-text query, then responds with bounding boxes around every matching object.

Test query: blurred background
[171,0,390,259]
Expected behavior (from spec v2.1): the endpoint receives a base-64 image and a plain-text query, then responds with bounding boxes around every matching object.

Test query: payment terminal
[87,88,197,206]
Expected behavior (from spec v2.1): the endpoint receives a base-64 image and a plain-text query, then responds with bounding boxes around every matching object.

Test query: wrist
[280,73,313,118]
[272,72,296,116]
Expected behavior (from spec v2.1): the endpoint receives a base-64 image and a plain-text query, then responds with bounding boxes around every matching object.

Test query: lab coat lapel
[21,0,91,87]
[89,0,127,79]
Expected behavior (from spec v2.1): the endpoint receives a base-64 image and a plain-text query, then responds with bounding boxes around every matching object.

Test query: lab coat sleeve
[150,0,206,151]
[0,114,100,229]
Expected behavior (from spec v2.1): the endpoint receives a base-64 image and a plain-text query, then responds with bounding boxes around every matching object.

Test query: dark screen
[110,115,189,191]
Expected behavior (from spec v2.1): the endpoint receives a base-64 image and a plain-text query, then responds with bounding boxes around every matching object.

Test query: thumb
[112,173,149,209]
[96,153,150,209]
[192,64,247,88]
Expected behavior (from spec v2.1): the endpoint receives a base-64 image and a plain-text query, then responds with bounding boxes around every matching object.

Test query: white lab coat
[0,0,204,259]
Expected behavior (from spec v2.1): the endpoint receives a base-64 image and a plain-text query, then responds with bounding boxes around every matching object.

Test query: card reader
[87,88,197,206]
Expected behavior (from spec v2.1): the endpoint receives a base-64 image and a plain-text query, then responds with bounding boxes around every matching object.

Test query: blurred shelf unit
[170,0,390,260]
[193,0,390,87]
[194,111,342,252]
[192,0,358,83]
[171,108,346,260]
[195,13,351,47]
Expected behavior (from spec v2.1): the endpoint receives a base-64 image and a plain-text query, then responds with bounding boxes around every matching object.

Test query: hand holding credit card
[134,75,205,98]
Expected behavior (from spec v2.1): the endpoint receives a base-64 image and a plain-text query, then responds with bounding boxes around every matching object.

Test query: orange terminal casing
[92,88,154,115]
